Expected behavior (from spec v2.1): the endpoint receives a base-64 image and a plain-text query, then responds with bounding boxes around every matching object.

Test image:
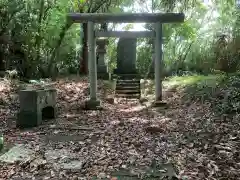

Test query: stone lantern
[96,38,109,79]
[148,39,155,76]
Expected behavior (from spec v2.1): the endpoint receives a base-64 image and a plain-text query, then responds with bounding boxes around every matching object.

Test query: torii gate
[67,13,185,109]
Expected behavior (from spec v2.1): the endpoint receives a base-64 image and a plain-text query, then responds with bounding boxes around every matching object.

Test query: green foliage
[0,0,77,77]
[136,40,152,74]
[0,0,240,79]
[0,0,127,78]
[165,74,240,114]
[133,0,238,76]
[106,38,117,73]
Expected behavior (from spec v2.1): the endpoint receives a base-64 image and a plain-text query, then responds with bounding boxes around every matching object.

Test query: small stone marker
[0,144,34,163]
[17,88,57,128]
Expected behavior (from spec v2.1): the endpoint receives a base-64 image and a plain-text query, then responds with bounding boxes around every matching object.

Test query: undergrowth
[165,73,240,114]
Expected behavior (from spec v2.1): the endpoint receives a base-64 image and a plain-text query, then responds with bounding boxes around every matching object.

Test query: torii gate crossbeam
[67,13,184,109]
[68,13,184,23]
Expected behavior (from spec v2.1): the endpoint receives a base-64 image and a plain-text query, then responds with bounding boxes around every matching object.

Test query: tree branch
[0,5,24,36]
[43,1,54,20]
[90,0,109,13]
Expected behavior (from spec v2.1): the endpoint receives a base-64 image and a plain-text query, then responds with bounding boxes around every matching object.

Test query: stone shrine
[114,38,137,76]
[17,88,57,128]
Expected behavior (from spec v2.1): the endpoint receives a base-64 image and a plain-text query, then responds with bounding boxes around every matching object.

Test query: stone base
[152,101,168,108]
[17,106,56,129]
[97,65,109,79]
[97,73,109,80]
[84,99,102,110]
[17,111,41,128]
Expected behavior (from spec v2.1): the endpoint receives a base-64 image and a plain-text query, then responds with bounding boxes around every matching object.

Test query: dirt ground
[0,77,239,180]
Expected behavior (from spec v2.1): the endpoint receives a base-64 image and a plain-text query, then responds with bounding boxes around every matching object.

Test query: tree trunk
[0,49,5,71]
[80,23,88,74]
[49,22,72,77]
[35,0,45,64]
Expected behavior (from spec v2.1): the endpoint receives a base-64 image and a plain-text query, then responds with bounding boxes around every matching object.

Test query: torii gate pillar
[67,13,185,109]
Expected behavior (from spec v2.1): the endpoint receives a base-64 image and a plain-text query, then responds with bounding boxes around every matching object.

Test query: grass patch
[143,73,240,114]
[163,74,223,90]
[169,74,240,114]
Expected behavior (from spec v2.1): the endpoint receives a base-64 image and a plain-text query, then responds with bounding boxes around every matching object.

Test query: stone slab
[109,163,177,180]
[0,144,35,163]
[45,149,85,171]
[45,149,75,161]
[59,160,84,170]
[45,134,86,143]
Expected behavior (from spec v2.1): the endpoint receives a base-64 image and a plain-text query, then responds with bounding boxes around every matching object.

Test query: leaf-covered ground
[0,75,240,180]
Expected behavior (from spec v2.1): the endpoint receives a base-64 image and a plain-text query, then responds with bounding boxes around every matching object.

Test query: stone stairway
[115,79,141,99]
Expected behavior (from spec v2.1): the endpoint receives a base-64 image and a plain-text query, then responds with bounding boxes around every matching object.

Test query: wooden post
[154,22,163,101]
[88,21,97,100]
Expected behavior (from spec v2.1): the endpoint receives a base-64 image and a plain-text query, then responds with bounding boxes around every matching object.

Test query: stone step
[116,82,140,86]
[115,94,140,99]
[116,80,141,96]
[113,74,142,80]
[115,84,141,89]
[116,89,140,94]
[116,86,140,90]
[117,79,140,83]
